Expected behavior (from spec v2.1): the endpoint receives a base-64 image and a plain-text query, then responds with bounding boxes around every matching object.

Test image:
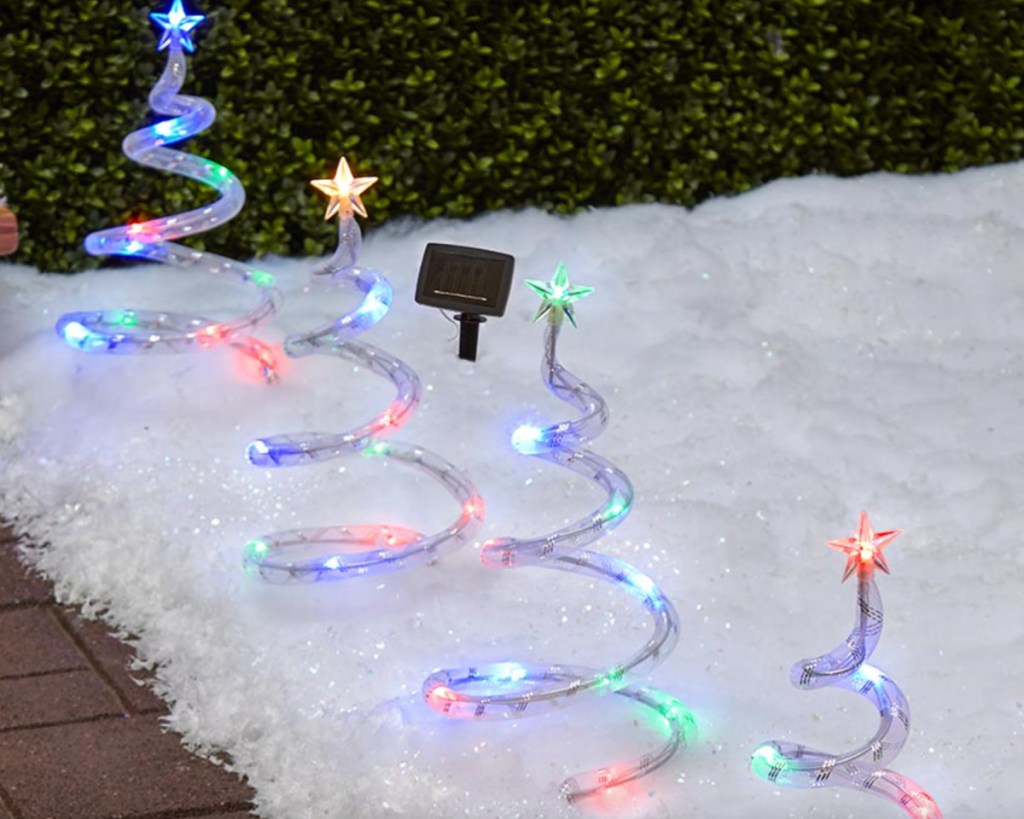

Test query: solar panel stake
[454,313,486,361]
[415,243,515,361]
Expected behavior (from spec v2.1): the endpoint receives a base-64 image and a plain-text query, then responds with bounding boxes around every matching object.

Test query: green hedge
[2,0,1023,272]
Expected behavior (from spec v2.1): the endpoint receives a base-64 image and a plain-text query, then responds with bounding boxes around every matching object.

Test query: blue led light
[358,287,391,323]
[150,0,206,53]
[245,440,271,465]
[323,556,342,570]
[62,321,93,348]
[622,566,663,608]
[511,424,545,454]
[858,664,883,685]
[154,119,180,138]
[489,662,529,683]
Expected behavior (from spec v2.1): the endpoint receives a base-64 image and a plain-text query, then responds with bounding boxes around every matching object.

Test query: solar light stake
[415,243,514,361]
[454,313,485,361]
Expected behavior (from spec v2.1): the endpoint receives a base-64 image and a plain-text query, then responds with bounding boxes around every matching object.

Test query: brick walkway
[0,524,255,819]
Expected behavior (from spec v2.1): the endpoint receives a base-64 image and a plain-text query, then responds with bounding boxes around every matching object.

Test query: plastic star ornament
[525,262,594,327]
[150,0,206,53]
[826,510,902,582]
[310,157,378,221]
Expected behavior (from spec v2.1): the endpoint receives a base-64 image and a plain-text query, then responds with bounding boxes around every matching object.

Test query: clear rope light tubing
[242,157,484,582]
[55,1,280,378]
[422,264,694,803]
[751,511,943,818]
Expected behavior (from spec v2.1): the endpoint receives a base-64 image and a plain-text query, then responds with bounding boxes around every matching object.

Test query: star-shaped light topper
[150,0,206,53]
[525,262,595,327]
[826,510,902,583]
[310,157,378,221]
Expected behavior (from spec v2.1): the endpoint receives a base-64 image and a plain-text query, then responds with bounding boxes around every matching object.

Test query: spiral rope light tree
[751,511,943,818]
[242,156,484,582]
[422,263,694,802]
[55,0,279,379]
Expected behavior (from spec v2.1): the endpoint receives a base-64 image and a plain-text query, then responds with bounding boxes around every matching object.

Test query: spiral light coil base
[751,511,943,818]
[56,2,280,380]
[423,264,694,802]
[243,158,484,583]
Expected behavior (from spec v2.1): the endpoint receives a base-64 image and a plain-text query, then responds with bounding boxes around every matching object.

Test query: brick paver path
[0,524,255,818]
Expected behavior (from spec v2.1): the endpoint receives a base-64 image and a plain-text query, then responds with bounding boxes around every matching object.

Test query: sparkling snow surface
[2,166,1023,819]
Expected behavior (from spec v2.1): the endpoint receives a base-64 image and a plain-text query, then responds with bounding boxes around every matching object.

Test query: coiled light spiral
[423,264,694,802]
[243,157,484,582]
[751,511,943,818]
[55,1,280,379]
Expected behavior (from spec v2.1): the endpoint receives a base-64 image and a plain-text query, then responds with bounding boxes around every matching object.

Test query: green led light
[604,496,627,520]
[661,698,690,722]
[750,744,788,780]
[246,540,269,557]
[667,705,697,738]
[593,666,625,690]
[114,310,138,327]
[364,441,390,457]
[204,160,230,178]
[629,693,697,740]
[249,270,276,287]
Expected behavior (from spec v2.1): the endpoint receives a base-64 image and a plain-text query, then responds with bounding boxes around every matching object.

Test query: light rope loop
[423,264,693,802]
[751,511,943,818]
[56,3,280,379]
[243,160,483,583]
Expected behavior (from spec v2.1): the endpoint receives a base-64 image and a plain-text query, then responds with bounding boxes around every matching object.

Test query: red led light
[229,339,284,384]
[374,403,411,432]
[910,791,941,818]
[196,323,226,349]
[571,766,648,813]
[426,684,462,712]
[255,346,276,370]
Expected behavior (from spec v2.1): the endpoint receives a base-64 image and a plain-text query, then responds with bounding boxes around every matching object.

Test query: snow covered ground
[2,165,1022,818]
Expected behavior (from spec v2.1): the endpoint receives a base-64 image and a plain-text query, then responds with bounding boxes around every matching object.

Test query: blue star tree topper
[525,262,595,327]
[150,0,206,53]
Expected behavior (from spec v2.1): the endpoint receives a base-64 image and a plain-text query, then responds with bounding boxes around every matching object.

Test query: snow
[2,165,1023,818]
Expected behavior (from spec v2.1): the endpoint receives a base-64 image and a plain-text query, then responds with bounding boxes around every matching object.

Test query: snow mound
[3,165,1022,817]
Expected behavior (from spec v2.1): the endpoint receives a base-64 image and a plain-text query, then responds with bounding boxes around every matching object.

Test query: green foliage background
[2,0,1023,271]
